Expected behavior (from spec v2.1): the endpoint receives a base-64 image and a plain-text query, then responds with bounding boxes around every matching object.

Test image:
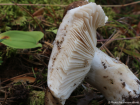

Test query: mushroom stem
[86,48,140,102]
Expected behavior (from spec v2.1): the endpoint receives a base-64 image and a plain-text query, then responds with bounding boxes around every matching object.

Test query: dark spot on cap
[104,87,107,89]
[128,91,131,95]
[56,40,62,50]
[122,82,125,88]
[120,79,122,81]
[110,79,114,84]
[133,90,137,95]
[136,80,140,85]
[118,71,122,75]
[102,62,107,69]
[103,76,108,78]
[73,83,76,86]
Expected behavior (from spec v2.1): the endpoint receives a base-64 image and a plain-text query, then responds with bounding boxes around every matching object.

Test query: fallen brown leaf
[12,76,36,84]
[33,7,45,16]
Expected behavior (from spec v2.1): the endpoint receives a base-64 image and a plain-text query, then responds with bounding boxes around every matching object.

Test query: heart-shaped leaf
[0,31,44,49]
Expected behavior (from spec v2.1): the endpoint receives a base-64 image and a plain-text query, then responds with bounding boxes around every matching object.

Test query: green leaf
[0,31,44,49]
[52,29,58,34]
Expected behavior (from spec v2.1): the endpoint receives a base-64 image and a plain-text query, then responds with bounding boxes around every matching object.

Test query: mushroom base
[45,87,62,105]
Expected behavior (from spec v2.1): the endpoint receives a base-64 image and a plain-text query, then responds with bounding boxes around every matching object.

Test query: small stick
[2,92,8,105]
[44,41,53,48]
[0,1,140,7]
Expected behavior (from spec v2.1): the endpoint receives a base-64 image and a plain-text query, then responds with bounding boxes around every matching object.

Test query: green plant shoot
[122,48,140,58]
[0,57,3,65]
[0,31,44,49]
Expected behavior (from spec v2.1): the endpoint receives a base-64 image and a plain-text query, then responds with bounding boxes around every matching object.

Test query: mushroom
[85,48,140,103]
[47,1,140,104]
[47,2,107,105]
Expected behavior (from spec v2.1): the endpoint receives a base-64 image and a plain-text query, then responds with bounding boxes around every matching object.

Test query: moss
[103,7,116,21]
[28,91,45,105]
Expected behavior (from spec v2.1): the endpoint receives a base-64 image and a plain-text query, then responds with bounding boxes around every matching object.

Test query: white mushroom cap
[86,48,140,102]
[47,3,107,104]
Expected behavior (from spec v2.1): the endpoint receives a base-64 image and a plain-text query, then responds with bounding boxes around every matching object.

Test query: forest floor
[0,0,140,105]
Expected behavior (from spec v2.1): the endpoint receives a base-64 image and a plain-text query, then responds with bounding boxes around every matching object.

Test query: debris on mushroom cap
[47,2,107,105]
[86,48,140,102]
[63,1,88,17]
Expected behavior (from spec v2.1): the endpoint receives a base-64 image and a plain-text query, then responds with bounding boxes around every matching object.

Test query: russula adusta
[86,48,140,103]
[47,2,107,105]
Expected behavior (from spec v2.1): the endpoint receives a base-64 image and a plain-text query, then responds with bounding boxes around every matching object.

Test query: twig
[2,92,8,105]
[37,81,47,87]
[34,55,48,67]
[44,7,57,26]
[0,3,67,7]
[44,41,53,48]
[26,85,45,90]
[101,42,115,58]
[50,6,58,26]
[125,55,129,65]
[100,29,117,50]
[70,95,84,98]
[0,97,15,101]
[101,1,140,7]
[38,54,49,59]
[0,1,140,7]
[21,56,43,65]
[98,36,140,42]
[0,90,6,93]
